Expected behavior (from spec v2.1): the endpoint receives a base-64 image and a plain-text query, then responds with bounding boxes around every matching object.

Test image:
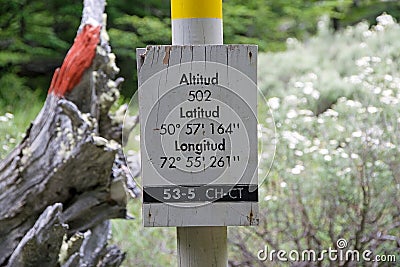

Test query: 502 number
[188,90,211,102]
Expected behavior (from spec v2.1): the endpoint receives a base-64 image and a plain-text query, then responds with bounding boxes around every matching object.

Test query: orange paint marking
[48,24,101,96]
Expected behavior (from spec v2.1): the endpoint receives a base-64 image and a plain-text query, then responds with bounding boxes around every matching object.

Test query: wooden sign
[137,45,258,226]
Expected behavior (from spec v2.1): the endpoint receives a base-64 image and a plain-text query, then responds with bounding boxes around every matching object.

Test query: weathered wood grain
[0,0,139,266]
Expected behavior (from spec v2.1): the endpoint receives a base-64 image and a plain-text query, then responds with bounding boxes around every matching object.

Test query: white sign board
[137,45,258,227]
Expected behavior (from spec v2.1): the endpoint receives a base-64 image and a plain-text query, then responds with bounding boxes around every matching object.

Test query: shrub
[230,14,400,266]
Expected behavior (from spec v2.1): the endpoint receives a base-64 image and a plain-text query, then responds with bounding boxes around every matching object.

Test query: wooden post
[171,1,228,266]
[177,227,227,267]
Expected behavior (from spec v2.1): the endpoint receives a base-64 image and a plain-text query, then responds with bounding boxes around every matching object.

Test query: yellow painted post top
[171,0,222,19]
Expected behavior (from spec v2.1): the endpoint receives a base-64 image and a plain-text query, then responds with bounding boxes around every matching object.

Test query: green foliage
[0,0,75,61]
[106,0,171,95]
[0,52,27,68]
[0,0,80,114]
[1,0,399,99]
[0,74,43,159]
[109,15,400,267]
[337,0,400,28]
[112,201,177,267]
[222,0,377,51]
[108,15,171,95]
[229,14,400,265]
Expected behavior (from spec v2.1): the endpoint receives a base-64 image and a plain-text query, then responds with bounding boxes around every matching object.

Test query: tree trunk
[0,0,139,266]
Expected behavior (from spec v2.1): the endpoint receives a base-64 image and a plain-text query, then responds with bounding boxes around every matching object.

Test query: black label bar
[143,184,258,203]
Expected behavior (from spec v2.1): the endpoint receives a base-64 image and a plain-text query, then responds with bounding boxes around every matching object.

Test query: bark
[0,0,139,266]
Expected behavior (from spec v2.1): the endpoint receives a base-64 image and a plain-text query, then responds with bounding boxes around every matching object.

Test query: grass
[111,201,177,267]
[0,90,44,160]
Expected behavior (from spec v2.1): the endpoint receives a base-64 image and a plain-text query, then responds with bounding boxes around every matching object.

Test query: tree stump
[0,0,139,266]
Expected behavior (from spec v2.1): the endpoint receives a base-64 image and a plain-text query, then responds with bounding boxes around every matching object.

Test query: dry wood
[0,0,138,266]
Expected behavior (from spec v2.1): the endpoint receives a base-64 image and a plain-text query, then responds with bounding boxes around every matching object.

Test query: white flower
[357,107,366,114]
[305,146,318,154]
[324,155,332,161]
[282,131,306,146]
[364,67,374,74]
[337,167,351,176]
[287,109,298,119]
[371,57,381,63]
[291,165,305,175]
[264,195,272,201]
[280,182,287,188]
[303,83,313,95]
[377,14,395,26]
[311,90,320,100]
[294,81,304,88]
[367,106,378,114]
[348,75,362,84]
[336,125,345,132]
[299,109,314,116]
[286,37,299,47]
[346,100,362,108]
[324,109,339,117]
[308,73,318,80]
[362,30,372,38]
[382,90,393,96]
[329,140,338,146]
[384,75,393,82]
[319,149,329,155]
[294,150,304,157]
[352,131,363,138]
[375,25,384,31]
[304,140,312,147]
[264,195,278,201]
[5,113,14,119]
[356,56,370,67]
[267,97,280,110]
[384,142,396,149]
[380,96,398,105]
[285,95,299,104]
[373,87,382,94]
[303,117,314,123]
